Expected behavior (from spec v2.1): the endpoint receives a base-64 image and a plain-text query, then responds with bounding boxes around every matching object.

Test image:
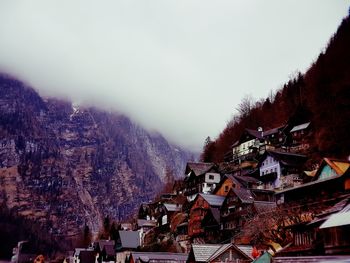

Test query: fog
[0,1,348,151]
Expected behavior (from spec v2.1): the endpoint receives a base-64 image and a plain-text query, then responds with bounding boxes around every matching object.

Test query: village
[66,114,350,263]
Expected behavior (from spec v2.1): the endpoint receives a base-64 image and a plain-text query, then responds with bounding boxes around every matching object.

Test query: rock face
[0,74,193,240]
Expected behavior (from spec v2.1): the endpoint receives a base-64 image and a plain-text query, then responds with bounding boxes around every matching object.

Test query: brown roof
[263,125,285,136]
[185,162,215,176]
[233,188,254,203]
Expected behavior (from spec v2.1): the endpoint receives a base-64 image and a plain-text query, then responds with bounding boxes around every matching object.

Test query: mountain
[0,74,193,254]
[202,16,350,162]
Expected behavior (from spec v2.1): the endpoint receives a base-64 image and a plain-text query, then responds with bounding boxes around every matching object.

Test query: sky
[0,1,349,152]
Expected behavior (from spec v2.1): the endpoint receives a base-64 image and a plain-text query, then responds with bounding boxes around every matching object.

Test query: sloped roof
[290,122,310,133]
[199,193,225,207]
[263,125,285,137]
[97,240,115,251]
[164,203,182,212]
[207,244,232,261]
[191,244,222,262]
[320,202,350,229]
[186,162,215,176]
[233,188,254,203]
[309,197,350,226]
[208,244,253,262]
[263,150,307,167]
[131,252,188,262]
[119,231,140,249]
[313,158,350,181]
[246,128,264,139]
[236,245,254,260]
[233,174,260,186]
[208,207,221,224]
[137,219,157,228]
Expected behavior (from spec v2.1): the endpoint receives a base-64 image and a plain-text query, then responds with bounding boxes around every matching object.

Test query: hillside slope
[202,16,350,162]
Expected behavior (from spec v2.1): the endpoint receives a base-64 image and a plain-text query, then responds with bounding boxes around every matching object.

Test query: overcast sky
[0,1,349,151]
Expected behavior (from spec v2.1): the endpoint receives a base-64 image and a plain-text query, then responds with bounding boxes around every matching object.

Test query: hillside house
[220,188,255,234]
[319,198,350,255]
[116,231,141,263]
[232,128,266,162]
[279,197,350,257]
[263,125,286,149]
[288,122,312,152]
[155,202,182,227]
[275,158,350,204]
[213,174,243,196]
[183,162,220,201]
[188,194,225,238]
[258,150,307,190]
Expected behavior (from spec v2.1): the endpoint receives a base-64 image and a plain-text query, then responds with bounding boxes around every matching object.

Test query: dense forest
[202,16,350,163]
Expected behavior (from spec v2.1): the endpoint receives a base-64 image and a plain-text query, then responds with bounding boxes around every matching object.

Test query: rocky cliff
[0,74,193,242]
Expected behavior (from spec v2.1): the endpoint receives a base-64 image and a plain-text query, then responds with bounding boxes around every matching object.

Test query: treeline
[202,16,350,162]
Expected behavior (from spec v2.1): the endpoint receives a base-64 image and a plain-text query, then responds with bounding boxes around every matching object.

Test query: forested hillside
[202,17,350,162]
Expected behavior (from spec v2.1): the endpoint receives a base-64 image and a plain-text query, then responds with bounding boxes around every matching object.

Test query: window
[224,185,229,192]
[209,174,214,180]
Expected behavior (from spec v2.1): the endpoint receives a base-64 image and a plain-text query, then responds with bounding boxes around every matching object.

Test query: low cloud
[0,1,348,151]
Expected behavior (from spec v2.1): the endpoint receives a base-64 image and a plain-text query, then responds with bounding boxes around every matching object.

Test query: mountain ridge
[0,73,193,252]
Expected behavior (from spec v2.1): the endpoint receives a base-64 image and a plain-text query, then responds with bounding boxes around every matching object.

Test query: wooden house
[319,198,350,255]
[258,150,307,190]
[232,128,266,162]
[220,188,255,233]
[183,162,220,201]
[275,158,350,204]
[188,194,225,238]
[263,125,286,149]
[213,175,243,196]
[279,197,350,257]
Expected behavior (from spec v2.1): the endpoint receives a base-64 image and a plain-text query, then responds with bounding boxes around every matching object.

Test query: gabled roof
[263,125,285,137]
[246,128,264,139]
[290,122,311,133]
[118,231,140,249]
[208,243,252,262]
[185,162,215,176]
[313,158,350,181]
[232,188,254,203]
[199,193,225,207]
[130,252,188,262]
[236,245,254,260]
[191,243,253,262]
[320,201,350,229]
[191,244,222,262]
